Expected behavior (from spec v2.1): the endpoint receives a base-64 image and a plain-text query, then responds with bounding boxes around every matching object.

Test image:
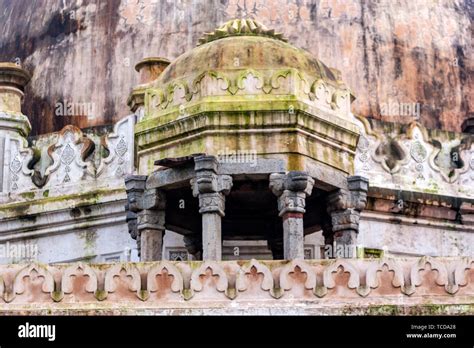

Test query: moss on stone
[20,191,35,199]
[0,188,123,216]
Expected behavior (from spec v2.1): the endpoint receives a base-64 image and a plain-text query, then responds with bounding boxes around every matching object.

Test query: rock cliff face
[0,0,472,135]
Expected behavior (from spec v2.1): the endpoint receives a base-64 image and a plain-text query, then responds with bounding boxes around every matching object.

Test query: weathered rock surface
[0,0,472,135]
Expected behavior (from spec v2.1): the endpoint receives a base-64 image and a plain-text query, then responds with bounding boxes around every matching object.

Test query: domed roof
[153,19,343,88]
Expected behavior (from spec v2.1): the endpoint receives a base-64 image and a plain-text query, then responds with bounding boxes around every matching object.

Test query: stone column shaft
[282,213,305,259]
[202,213,222,261]
[140,229,164,261]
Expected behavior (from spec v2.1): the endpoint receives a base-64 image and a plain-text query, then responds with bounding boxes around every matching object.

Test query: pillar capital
[326,175,369,256]
[327,176,369,214]
[269,171,314,216]
[124,175,147,212]
[269,171,314,197]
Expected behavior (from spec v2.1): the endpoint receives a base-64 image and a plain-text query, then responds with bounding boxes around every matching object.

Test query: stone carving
[402,257,448,296]
[1,116,134,197]
[236,259,276,298]
[0,257,471,310]
[189,261,232,299]
[10,263,56,302]
[145,67,348,118]
[279,260,317,298]
[269,171,315,216]
[95,116,135,179]
[326,176,369,250]
[365,258,405,293]
[9,152,22,190]
[452,258,474,294]
[61,262,104,300]
[405,257,473,296]
[147,261,184,297]
[197,19,287,46]
[7,138,34,192]
[44,126,95,186]
[124,175,166,259]
[324,259,362,295]
[410,140,427,163]
[354,116,474,199]
[104,263,143,300]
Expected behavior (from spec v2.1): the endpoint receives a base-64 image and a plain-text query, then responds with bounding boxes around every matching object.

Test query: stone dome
[153,19,344,88]
[136,18,359,179]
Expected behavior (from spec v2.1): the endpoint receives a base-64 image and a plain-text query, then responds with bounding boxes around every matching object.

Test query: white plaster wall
[359,214,474,257]
[0,223,138,264]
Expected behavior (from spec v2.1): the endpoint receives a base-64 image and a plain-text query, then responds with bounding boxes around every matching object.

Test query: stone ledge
[0,257,472,315]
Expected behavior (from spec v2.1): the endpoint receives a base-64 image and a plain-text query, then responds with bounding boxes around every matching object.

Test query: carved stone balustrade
[0,257,472,315]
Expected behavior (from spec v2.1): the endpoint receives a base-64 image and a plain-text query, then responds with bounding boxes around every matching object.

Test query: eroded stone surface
[0,1,471,134]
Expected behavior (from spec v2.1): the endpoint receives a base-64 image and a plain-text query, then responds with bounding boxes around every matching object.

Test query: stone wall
[0,0,471,135]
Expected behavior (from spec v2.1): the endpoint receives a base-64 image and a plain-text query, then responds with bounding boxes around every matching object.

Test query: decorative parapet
[354,116,474,200]
[0,257,472,315]
[0,115,134,205]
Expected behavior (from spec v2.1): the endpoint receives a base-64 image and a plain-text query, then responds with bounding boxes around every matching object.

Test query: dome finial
[197,19,287,46]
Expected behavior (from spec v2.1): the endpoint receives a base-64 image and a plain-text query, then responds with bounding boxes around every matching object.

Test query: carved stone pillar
[326,175,369,258]
[125,175,166,261]
[190,155,232,261]
[269,171,314,260]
